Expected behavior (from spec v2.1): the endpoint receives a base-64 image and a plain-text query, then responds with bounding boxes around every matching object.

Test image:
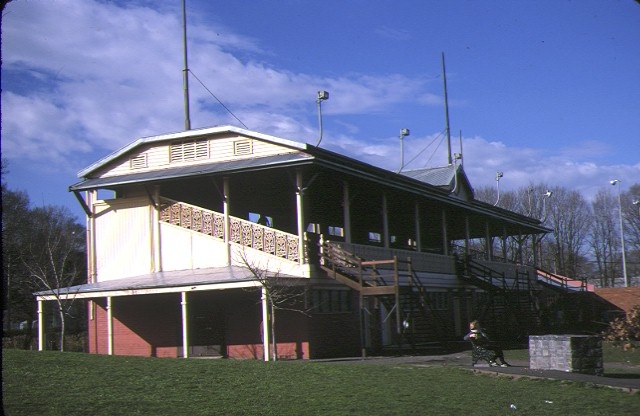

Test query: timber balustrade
[159,197,300,262]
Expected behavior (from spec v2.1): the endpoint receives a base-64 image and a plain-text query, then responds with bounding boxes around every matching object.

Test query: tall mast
[182,0,191,130]
[442,52,452,165]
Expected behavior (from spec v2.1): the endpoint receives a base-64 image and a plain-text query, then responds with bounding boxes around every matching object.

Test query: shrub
[603,305,640,350]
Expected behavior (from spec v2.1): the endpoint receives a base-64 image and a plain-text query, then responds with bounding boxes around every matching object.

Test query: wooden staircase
[319,240,450,353]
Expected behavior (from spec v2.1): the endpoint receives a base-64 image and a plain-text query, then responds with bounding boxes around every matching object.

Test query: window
[310,289,352,313]
[129,154,148,169]
[328,226,344,237]
[170,139,209,163]
[234,140,253,155]
[248,212,272,227]
[368,232,382,243]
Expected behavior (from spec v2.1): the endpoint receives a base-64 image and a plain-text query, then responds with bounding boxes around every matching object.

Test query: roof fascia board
[69,156,316,192]
[36,280,262,301]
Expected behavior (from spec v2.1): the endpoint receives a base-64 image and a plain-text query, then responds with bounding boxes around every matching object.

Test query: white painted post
[296,171,305,265]
[107,297,114,355]
[37,300,44,351]
[262,287,270,362]
[181,292,189,358]
[153,186,162,272]
[223,177,231,264]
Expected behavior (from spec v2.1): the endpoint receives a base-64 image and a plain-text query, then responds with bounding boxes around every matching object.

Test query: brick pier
[529,335,603,376]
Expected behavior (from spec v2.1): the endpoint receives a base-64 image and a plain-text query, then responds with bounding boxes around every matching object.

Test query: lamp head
[400,128,410,138]
[544,190,552,198]
[610,179,620,186]
[317,90,329,101]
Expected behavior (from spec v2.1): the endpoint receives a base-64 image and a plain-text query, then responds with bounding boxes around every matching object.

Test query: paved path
[312,352,640,393]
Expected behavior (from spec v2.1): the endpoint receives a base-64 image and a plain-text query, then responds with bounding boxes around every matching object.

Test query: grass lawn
[3,348,639,416]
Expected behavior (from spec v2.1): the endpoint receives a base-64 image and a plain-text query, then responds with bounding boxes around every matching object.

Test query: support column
[464,215,470,256]
[414,202,422,252]
[152,186,162,272]
[223,177,231,264]
[453,294,462,335]
[181,292,189,358]
[485,221,493,261]
[88,190,98,283]
[107,297,114,355]
[442,209,449,256]
[502,226,508,262]
[38,299,44,351]
[343,182,352,243]
[382,194,390,248]
[296,171,305,265]
[261,287,270,362]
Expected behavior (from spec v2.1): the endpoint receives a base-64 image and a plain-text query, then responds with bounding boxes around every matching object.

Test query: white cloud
[2,0,435,165]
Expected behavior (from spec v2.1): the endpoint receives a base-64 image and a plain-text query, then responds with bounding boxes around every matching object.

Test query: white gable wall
[99,134,299,178]
[94,197,153,281]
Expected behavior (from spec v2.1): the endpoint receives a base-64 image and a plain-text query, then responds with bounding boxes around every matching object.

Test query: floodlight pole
[611,179,628,287]
[182,0,191,130]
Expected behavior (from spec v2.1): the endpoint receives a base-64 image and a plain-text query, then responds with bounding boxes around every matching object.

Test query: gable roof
[401,164,474,200]
[77,125,308,178]
[70,125,550,235]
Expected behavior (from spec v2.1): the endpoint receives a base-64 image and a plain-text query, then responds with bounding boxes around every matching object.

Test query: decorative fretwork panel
[158,197,301,263]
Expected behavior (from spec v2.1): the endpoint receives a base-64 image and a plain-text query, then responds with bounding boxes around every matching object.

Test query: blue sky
[2,0,639,221]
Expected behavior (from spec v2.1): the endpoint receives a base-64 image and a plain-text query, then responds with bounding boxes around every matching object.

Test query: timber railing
[158,197,300,262]
[536,269,591,292]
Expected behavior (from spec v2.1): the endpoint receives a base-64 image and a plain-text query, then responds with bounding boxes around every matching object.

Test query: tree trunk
[270,300,277,361]
[57,300,65,352]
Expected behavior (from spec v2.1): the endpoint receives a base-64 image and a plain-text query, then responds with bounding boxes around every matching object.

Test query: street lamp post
[610,179,628,287]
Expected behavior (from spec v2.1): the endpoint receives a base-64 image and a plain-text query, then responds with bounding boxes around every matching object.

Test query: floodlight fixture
[397,128,411,173]
[494,171,504,206]
[315,90,330,147]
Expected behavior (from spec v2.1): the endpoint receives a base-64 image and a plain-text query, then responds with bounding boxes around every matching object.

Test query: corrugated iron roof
[401,165,456,187]
[35,266,299,298]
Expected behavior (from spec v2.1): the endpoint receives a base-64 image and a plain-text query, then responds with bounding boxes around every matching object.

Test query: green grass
[3,349,639,416]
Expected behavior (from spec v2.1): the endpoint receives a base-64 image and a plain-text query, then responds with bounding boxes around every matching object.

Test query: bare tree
[546,187,592,279]
[590,189,618,287]
[234,247,309,361]
[22,206,85,351]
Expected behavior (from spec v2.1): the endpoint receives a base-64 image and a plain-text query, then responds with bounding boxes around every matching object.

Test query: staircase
[158,197,301,263]
[319,240,450,353]
[456,254,541,340]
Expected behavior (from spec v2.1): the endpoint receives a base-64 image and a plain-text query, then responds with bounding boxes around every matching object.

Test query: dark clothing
[464,329,508,366]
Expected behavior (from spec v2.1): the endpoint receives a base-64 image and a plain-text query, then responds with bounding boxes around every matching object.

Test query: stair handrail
[159,197,300,262]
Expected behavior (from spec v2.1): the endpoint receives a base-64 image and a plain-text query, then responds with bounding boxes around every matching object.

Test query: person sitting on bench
[464,320,510,367]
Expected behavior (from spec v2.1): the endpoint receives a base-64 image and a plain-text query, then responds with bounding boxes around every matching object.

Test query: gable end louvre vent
[170,139,210,163]
[130,154,148,169]
[234,140,253,156]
